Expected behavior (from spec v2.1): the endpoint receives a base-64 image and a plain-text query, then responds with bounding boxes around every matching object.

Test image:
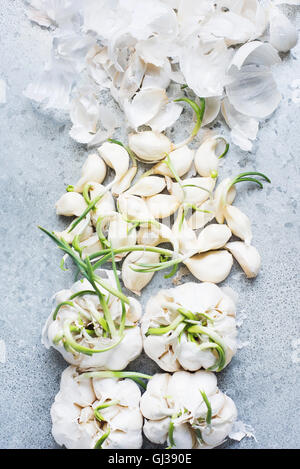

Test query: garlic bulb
[153,145,195,178]
[121,251,160,295]
[55,192,87,217]
[226,241,261,278]
[51,366,143,449]
[184,251,233,284]
[140,370,238,449]
[128,131,172,163]
[42,273,142,370]
[74,153,107,193]
[142,282,237,372]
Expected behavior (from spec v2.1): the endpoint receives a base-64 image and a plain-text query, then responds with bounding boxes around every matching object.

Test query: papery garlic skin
[128,131,172,163]
[142,282,237,372]
[226,241,261,278]
[184,251,233,284]
[51,366,143,449]
[122,251,160,295]
[269,7,298,53]
[55,192,87,217]
[74,154,107,193]
[42,273,143,370]
[140,370,238,449]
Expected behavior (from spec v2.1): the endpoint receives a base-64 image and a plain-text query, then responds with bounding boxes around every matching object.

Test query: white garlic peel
[51,366,143,449]
[141,282,237,372]
[226,242,261,278]
[42,274,143,370]
[140,370,238,449]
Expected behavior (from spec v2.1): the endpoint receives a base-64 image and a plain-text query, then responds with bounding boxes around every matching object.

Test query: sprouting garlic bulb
[128,131,173,163]
[184,251,233,284]
[122,250,160,296]
[74,153,107,192]
[153,145,194,178]
[141,282,237,373]
[51,366,143,449]
[140,370,238,449]
[42,272,143,370]
[55,192,87,217]
[226,241,261,278]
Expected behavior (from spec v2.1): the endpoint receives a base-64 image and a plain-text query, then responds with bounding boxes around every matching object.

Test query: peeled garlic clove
[80,234,103,257]
[172,209,197,255]
[108,214,137,257]
[89,183,115,225]
[184,251,233,283]
[198,224,232,253]
[118,193,153,221]
[112,166,137,197]
[74,153,107,192]
[122,251,160,295]
[187,200,215,230]
[171,177,215,205]
[153,145,194,178]
[269,7,298,53]
[195,136,224,177]
[226,241,261,278]
[146,194,180,219]
[127,176,166,197]
[98,142,129,181]
[137,222,179,253]
[54,214,91,244]
[128,131,172,163]
[214,178,236,223]
[224,205,252,245]
[55,192,87,217]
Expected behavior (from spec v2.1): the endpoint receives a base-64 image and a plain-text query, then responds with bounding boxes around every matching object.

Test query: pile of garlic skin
[25,0,298,151]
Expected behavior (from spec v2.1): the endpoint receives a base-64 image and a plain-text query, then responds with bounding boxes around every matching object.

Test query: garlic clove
[122,251,160,295]
[98,141,129,181]
[108,213,137,257]
[126,176,166,197]
[112,165,137,197]
[226,241,261,278]
[224,205,252,244]
[153,145,194,178]
[146,194,180,219]
[143,418,170,445]
[197,224,232,253]
[187,199,215,230]
[89,183,115,225]
[214,178,236,224]
[55,192,87,217]
[118,193,153,221]
[184,251,233,283]
[168,423,195,449]
[171,177,215,205]
[74,153,107,192]
[194,135,223,177]
[128,131,172,163]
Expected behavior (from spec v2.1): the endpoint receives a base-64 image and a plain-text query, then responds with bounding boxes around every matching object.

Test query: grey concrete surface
[0,1,299,449]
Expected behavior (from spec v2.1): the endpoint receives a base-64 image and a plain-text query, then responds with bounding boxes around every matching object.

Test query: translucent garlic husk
[128,131,173,163]
[226,241,261,278]
[55,192,87,217]
[141,282,237,373]
[74,153,107,193]
[51,366,143,449]
[184,250,233,284]
[43,274,143,370]
[140,370,238,449]
[122,251,160,295]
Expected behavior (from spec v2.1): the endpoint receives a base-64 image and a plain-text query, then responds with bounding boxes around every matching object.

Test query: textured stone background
[0,1,299,449]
